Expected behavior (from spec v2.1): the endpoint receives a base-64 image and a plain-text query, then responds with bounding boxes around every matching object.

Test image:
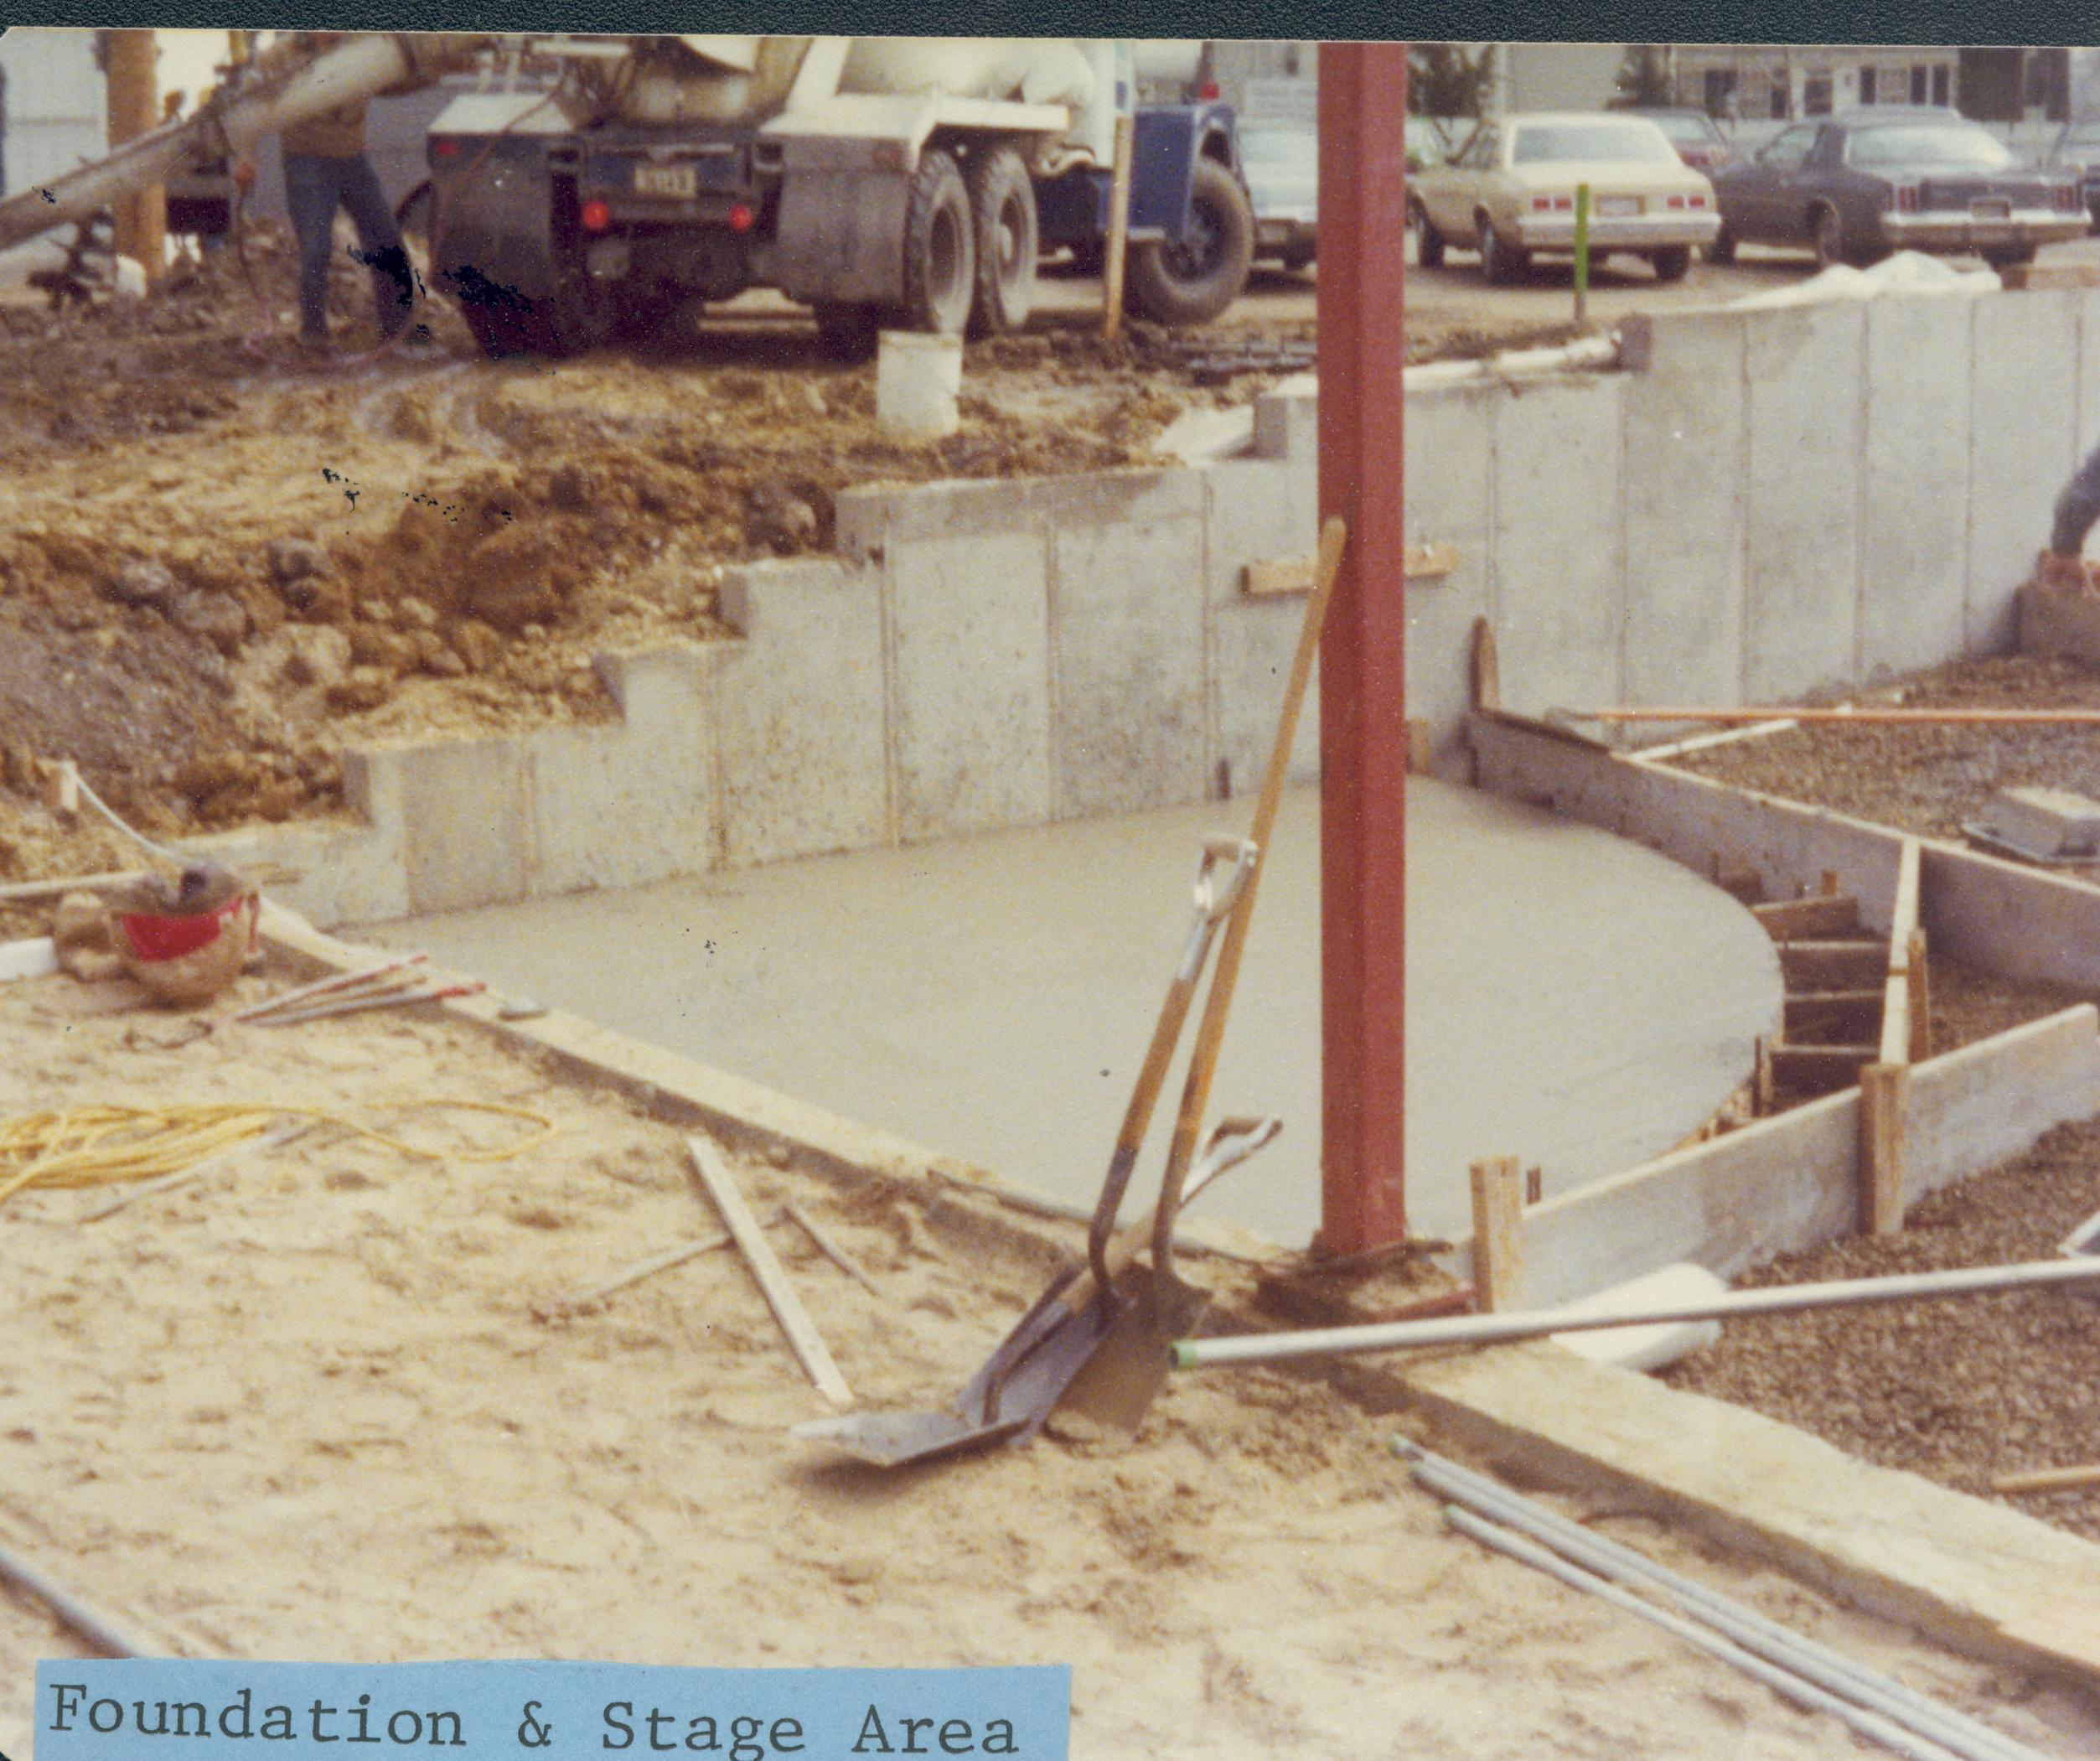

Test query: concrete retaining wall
[199,287,2100,928]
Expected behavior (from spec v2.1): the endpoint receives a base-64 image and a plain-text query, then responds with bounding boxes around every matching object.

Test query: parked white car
[1409,111,1721,284]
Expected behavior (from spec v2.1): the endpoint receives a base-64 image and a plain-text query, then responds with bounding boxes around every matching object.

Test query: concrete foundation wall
[195,287,2100,929]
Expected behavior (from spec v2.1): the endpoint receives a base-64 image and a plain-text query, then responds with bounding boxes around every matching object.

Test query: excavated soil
[3,961,2092,1760]
[1666,1114,2100,1546]
[1674,654,2100,852]
[0,223,1249,859]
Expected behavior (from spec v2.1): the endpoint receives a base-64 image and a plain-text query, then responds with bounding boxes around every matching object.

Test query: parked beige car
[1409,111,1721,284]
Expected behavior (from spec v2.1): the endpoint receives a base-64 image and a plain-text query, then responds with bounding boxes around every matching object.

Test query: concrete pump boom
[0,32,495,256]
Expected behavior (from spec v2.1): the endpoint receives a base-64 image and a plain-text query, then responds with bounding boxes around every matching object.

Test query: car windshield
[1848,125,2015,168]
[1644,112,1715,145]
[1511,122,1677,164]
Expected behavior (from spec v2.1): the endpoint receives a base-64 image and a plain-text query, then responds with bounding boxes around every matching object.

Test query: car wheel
[1650,244,1692,282]
[1707,222,1738,265]
[1810,205,1844,272]
[1477,214,1526,286]
[1409,198,1446,268]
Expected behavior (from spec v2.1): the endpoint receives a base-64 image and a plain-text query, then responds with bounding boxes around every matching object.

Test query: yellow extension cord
[0,1101,557,1209]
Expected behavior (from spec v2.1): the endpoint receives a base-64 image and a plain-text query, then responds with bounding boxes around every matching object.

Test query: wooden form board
[688,1135,853,1410]
[1860,838,1922,1236]
[1244,542,1458,597]
[1468,1158,1525,1312]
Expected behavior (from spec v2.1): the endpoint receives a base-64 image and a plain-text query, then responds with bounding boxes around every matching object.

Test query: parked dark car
[2041,118,2100,229]
[1612,106,1741,174]
[1709,106,2085,271]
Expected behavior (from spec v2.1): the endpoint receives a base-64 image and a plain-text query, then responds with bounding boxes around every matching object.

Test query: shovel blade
[790,1409,1029,1468]
[1055,1274,1210,1436]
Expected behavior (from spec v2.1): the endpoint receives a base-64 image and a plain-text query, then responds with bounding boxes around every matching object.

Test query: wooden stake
[783,1199,885,1300]
[1858,1061,1909,1235]
[1907,928,1932,1063]
[1469,617,1501,711]
[1991,1463,2100,1495]
[49,759,80,820]
[1101,114,1135,340]
[1469,1157,1525,1313]
[687,1137,852,1409]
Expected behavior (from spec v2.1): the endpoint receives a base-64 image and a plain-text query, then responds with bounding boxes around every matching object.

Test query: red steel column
[1316,42,1409,1255]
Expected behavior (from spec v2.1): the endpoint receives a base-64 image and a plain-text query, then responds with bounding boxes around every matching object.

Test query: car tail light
[1199,80,1220,100]
[580,199,612,232]
[1688,192,1709,209]
[432,137,462,159]
[1895,184,1920,213]
[1667,194,1685,209]
[1532,195,1552,210]
[728,202,754,233]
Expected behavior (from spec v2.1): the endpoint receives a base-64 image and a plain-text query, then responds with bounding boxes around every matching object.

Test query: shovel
[793,1113,1279,1467]
[1049,513,1349,1435]
[789,832,1255,1470]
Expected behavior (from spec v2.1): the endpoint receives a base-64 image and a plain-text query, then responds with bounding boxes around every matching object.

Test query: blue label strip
[34,1661,1070,1761]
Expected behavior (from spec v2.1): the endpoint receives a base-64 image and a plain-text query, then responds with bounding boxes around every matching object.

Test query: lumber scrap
[532,1230,735,1322]
[1243,542,1458,597]
[1992,1463,2100,1495]
[1777,940,1890,991]
[1751,895,1860,941]
[687,1136,852,1409]
[783,1199,886,1299]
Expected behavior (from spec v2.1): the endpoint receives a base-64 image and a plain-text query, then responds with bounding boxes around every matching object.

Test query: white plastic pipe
[1172,1256,2100,1368]
[1446,1509,1972,1761]
[1400,1445,2046,1761]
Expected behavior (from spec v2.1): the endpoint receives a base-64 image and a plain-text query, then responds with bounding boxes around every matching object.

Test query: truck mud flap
[765,165,911,308]
[432,142,564,313]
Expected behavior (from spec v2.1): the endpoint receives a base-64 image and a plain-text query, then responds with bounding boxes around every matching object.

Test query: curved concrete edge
[1397,1341,2100,1688]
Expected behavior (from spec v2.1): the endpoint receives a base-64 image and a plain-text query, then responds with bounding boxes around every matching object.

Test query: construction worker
[2039,447,2100,592]
[243,32,416,351]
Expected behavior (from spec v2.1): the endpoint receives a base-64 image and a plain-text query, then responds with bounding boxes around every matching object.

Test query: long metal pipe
[0,1536,155,1658]
[1590,706,2100,727]
[1444,1508,1972,1761]
[1399,1444,2047,1761]
[1171,1256,2100,1368]
[0,33,494,255]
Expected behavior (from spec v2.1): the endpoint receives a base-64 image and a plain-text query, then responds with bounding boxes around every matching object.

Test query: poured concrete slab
[364,780,1781,1248]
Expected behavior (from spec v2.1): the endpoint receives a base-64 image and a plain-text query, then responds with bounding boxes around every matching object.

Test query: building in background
[1663,45,2075,123]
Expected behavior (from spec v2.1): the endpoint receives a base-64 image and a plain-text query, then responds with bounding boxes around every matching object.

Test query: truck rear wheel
[901,148,975,336]
[965,146,1038,338]
[1125,156,1254,328]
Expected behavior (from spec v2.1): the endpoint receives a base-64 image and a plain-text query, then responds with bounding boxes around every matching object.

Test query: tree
[1407,44,1497,120]
[1615,44,1673,108]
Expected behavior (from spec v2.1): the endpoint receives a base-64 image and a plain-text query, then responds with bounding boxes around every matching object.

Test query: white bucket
[876,330,963,442]
[1550,1262,1729,1375]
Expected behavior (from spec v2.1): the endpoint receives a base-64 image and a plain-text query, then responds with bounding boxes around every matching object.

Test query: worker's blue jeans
[2054,442,2100,556]
[282,151,411,342]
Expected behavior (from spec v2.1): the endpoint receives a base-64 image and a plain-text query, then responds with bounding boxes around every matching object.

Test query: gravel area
[1665,1115,2100,1543]
[1673,655,2100,854]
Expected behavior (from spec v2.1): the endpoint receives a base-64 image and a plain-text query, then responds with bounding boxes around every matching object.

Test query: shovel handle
[1152,517,1347,1277]
[1084,836,1259,1291]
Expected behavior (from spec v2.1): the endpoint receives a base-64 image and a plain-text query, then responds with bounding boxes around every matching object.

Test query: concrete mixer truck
[416,35,1257,357]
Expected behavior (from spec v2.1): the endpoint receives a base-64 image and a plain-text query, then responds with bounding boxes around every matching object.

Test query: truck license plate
[1596,196,1641,217]
[634,163,698,199]
[1971,198,2012,219]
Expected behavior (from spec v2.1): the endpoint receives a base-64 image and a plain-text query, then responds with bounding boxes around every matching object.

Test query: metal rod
[0,1534,157,1657]
[1444,1509,1970,1761]
[784,1200,886,1299]
[2061,1203,2100,1258]
[80,1123,305,1224]
[251,981,483,1027]
[1400,1444,2046,1761]
[1172,1256,2100,1368]
[230,954,427,1023]
[1588,707,2100,727]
